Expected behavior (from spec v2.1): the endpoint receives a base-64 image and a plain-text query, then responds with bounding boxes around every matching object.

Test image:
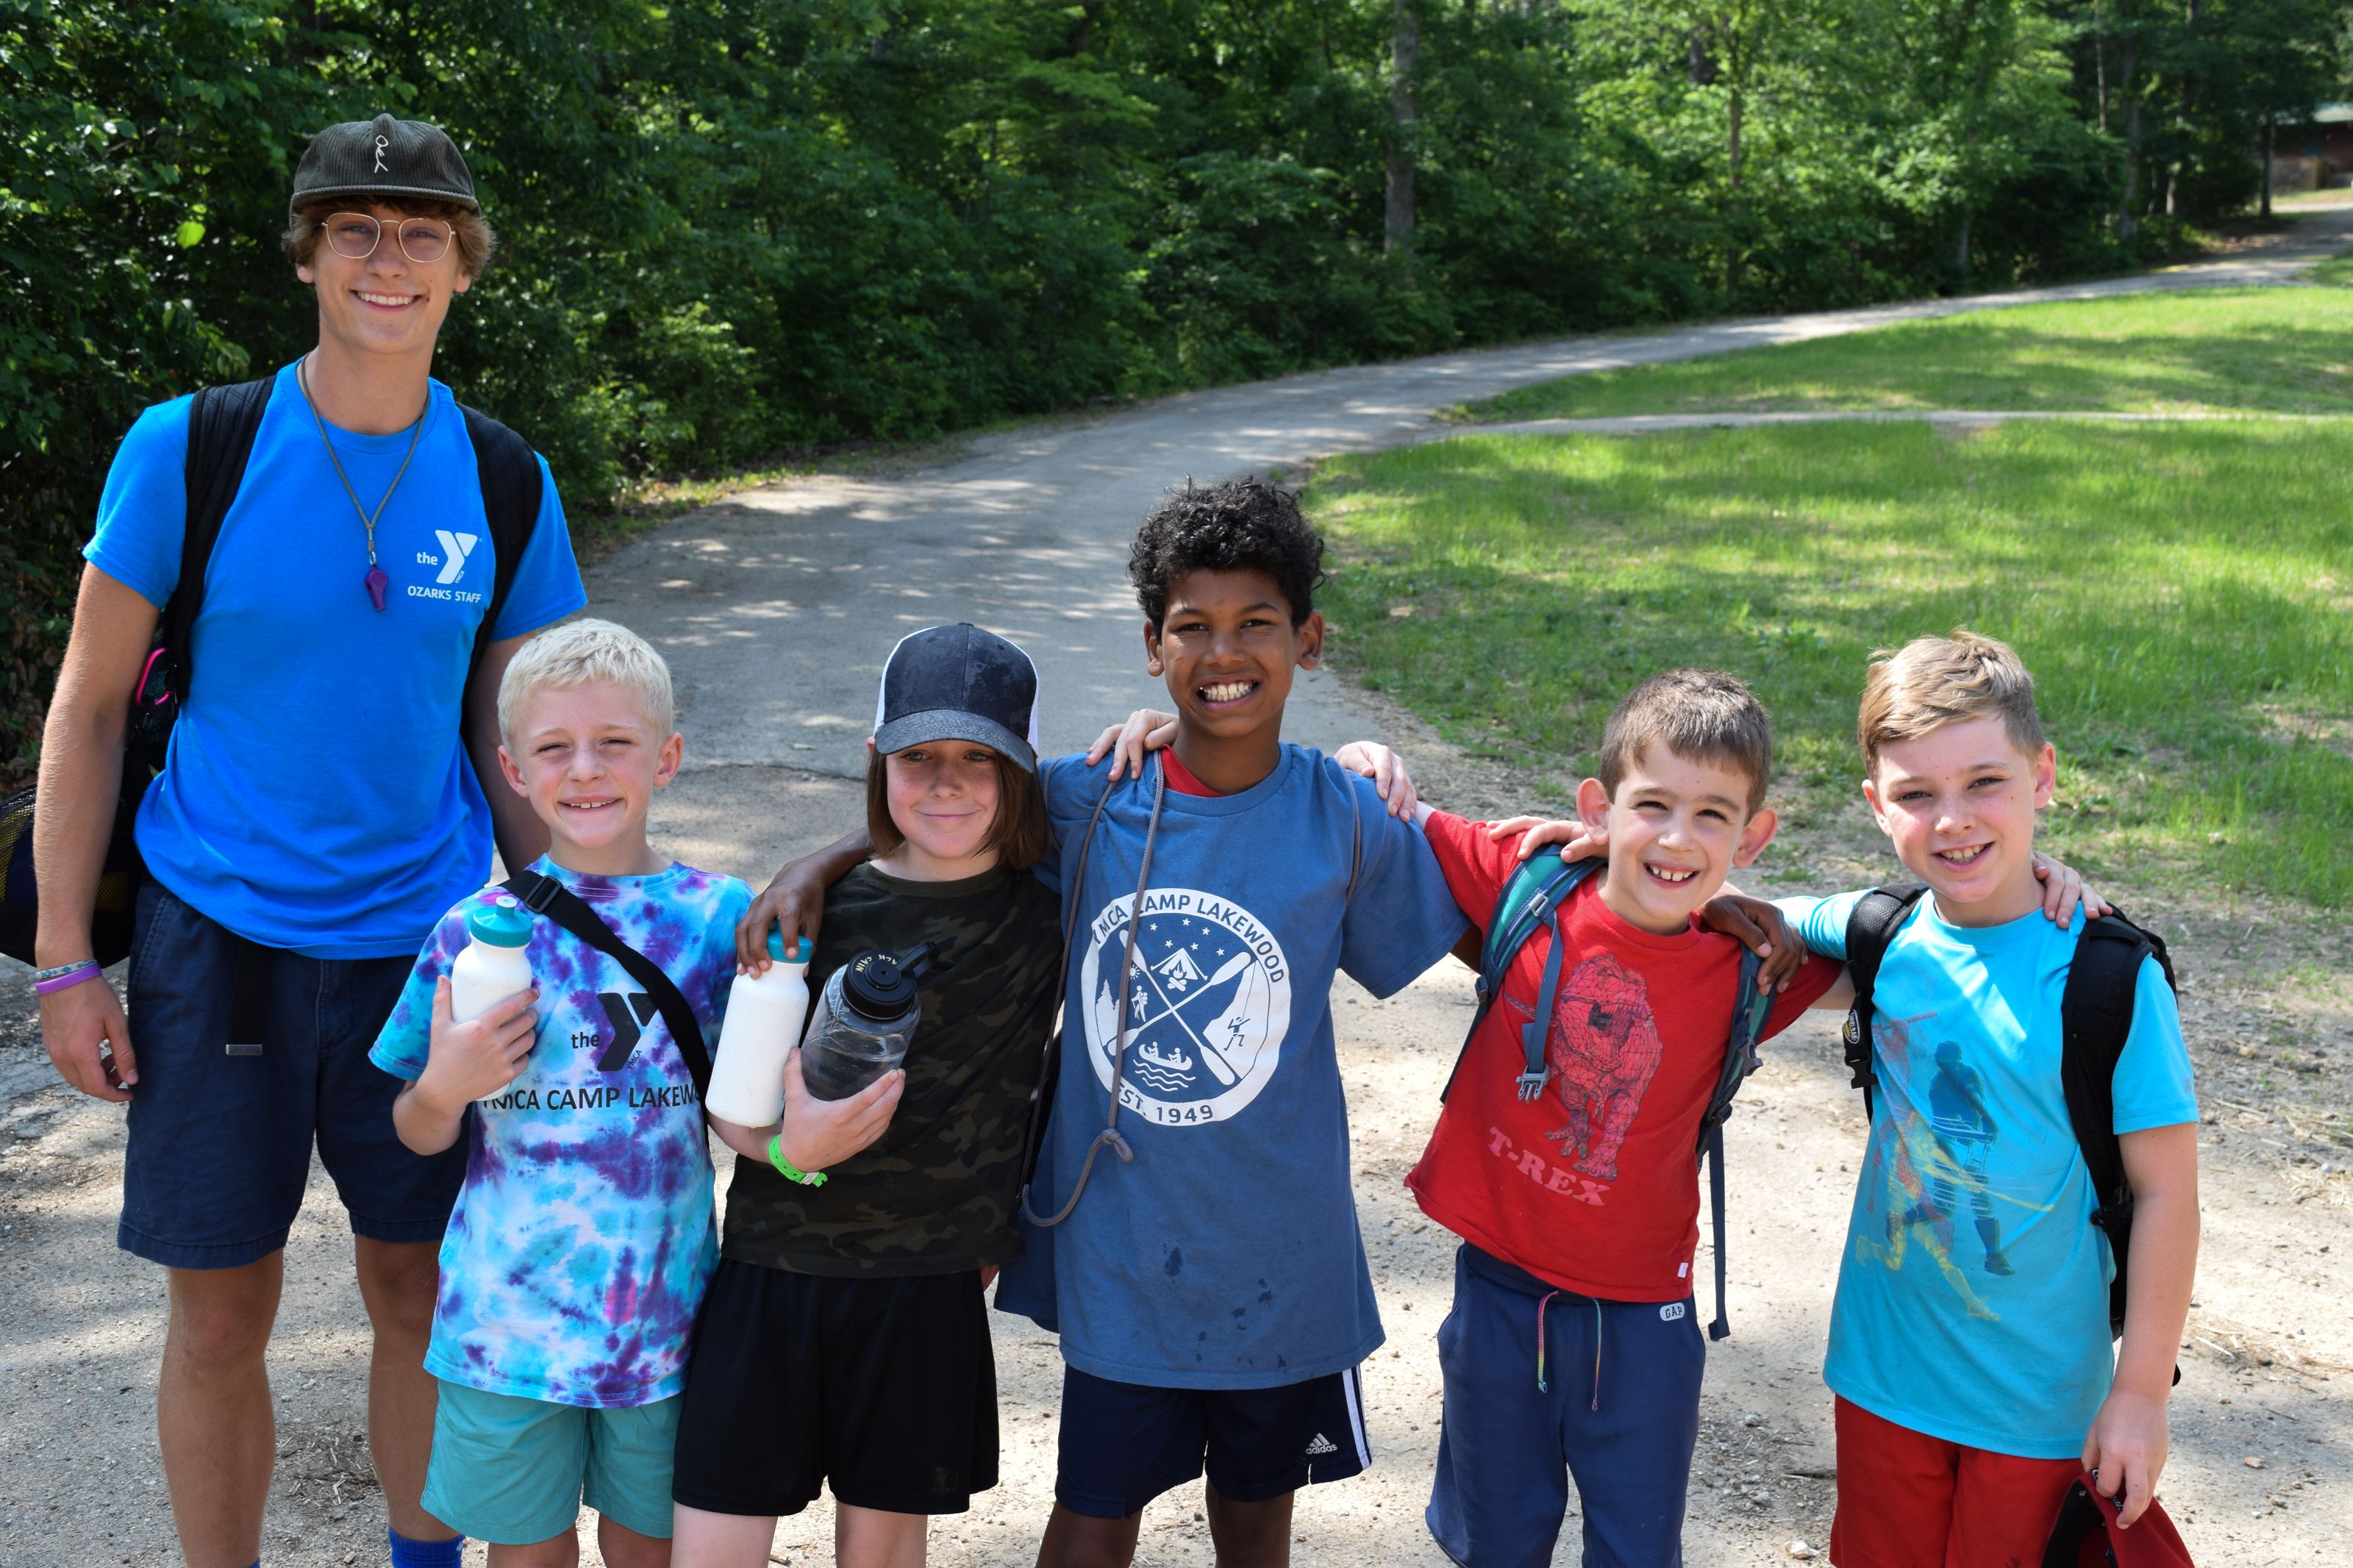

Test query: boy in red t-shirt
[1371,670,1849,1568]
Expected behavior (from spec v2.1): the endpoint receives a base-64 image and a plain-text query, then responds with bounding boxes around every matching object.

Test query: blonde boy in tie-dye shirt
[371,620,900,1568]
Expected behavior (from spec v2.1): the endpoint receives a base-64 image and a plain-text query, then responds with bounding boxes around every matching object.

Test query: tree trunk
[1385,0,1419,262]
[2167,0,2197,218]
[2123,92,2143,237]
[1723,86,1744,296]
[2262,120,2275,218]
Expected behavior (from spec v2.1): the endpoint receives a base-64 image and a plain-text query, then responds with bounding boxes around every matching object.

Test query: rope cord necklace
[296,352,429,611]
[1021,756,1168,1228]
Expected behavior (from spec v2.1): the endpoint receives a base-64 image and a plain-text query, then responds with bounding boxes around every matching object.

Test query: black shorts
[673,1257,998,1517]
[1054,1363,1371,1519]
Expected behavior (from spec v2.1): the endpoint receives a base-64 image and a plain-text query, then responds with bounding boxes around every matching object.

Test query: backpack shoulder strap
[1698,947,1769,1342]
[1439,853,1601,1103]
[503,870,711,1098]
[460,404,546,676]
[1840,883,1928,1119]
[2060,906,2170,1339]
[171,376,276,699]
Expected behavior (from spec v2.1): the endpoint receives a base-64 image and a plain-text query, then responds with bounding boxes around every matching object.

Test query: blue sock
[388,1526,464,1568]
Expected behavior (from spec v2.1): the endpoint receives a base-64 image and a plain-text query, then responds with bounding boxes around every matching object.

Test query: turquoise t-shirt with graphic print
[372,858,748,1409]
[1777,891,2197,1458]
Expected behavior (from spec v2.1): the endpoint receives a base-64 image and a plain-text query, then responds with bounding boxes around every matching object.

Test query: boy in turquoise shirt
[1774,631,2199,1567]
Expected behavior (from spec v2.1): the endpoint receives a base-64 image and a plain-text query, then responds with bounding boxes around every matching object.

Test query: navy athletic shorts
[1054,1361,1371,1519]
[118,881,463,1268]
[1426,1243,1706,1568]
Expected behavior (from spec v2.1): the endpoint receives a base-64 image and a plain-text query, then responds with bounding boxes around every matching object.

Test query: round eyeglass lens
[397,221,451,262]
[325,215,382,259]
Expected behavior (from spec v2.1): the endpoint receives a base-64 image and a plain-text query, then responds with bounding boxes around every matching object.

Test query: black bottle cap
[840,942,940,1020]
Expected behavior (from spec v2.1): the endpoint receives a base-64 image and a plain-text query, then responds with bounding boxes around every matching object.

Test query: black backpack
[0,374,543,967]
[1446,853,1774,1341]
[1840,885,2177,1340]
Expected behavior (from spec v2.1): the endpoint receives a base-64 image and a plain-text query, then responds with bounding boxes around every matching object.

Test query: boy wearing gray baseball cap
[35,113,582,1568]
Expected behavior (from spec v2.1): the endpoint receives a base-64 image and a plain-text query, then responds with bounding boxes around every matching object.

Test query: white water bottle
[706,931,815,1126]
[450,896,535,1103]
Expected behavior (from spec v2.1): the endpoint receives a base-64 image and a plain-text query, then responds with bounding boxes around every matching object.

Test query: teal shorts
[421,1379,680,1544]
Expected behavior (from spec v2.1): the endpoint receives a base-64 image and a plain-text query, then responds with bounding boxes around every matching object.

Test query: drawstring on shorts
[1532,1289,1604,1411]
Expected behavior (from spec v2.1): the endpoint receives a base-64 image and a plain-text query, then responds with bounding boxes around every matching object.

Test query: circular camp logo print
[1077,887,1293,1127]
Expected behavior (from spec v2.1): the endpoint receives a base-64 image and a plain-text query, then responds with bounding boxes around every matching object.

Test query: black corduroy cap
[290,114,479,214]
[871,624,1042,772]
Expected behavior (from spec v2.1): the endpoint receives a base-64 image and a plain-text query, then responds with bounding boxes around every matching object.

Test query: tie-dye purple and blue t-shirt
[371,857,749,1408]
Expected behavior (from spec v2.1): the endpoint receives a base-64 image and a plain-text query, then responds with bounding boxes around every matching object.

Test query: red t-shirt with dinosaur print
[1407,812,1839,1302]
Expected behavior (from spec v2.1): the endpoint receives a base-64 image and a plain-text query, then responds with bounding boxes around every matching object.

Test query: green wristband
[766,1134,827,1186]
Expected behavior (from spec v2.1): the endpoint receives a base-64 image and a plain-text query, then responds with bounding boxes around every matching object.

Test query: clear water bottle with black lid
[801,942,940,1100]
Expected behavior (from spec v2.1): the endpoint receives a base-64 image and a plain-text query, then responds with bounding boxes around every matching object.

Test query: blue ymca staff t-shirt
[372,858,747,1407]
[995,747,1468,1389]
[85,362,586,957]
[1777,891,2198,1458]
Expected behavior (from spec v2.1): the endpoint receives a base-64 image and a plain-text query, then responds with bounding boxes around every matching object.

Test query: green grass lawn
[1310,420,2353,907]
[1467,287,2353,422]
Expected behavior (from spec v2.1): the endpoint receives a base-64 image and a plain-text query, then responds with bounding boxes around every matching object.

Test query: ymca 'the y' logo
[1078,888,1291,1127]
[433,529,479,585]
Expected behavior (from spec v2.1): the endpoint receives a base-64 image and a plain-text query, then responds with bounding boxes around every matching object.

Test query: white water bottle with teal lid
[450,895,534,1102]
[706,931,815,1126]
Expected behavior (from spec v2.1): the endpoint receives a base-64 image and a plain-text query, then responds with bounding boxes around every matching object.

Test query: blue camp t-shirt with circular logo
[995,747,1467,1389]
[85,362,585,957]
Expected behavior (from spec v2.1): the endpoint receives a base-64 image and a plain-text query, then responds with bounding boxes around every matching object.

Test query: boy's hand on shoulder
[2082,1386,2168,1528]
[1697,892,1809,993]
[1090,709,1178,780]
[1487,815,1604,863]
[1334,740,1419,819]
[417,976,538,1109]
[2031,851,2111,929]
[774,1047,904,1173]
[740,826,870,973]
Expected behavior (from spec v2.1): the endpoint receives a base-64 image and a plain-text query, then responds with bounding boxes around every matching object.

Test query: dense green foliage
[4,0,2344,773]
[1310,416,2353,906]
[1470,286,2353,418]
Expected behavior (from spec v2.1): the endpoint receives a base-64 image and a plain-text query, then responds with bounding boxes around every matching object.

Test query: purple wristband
[33,964,103,997]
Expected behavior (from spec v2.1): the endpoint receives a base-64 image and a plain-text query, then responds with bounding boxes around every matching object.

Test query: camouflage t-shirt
[721,862,1062,1276]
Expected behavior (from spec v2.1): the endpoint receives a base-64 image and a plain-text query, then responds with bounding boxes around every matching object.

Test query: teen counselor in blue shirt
[1776,891,2199,1459]
[85,359,585,958]
[997,746,1468,1390]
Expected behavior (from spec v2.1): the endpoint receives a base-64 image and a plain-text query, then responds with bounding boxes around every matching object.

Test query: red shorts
[1830,1397,2082,1568]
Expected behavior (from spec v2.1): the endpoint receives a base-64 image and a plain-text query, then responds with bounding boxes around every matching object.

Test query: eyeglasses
[319,212,454,265]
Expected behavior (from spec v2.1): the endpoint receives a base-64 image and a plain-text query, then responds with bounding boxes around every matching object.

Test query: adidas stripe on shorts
[1053,1362,1371,1519]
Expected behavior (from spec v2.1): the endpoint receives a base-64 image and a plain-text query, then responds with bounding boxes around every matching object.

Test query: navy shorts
[1054,1362,1370,1519]
[1426,1245,1704,1568]
[118,881,464,1269]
